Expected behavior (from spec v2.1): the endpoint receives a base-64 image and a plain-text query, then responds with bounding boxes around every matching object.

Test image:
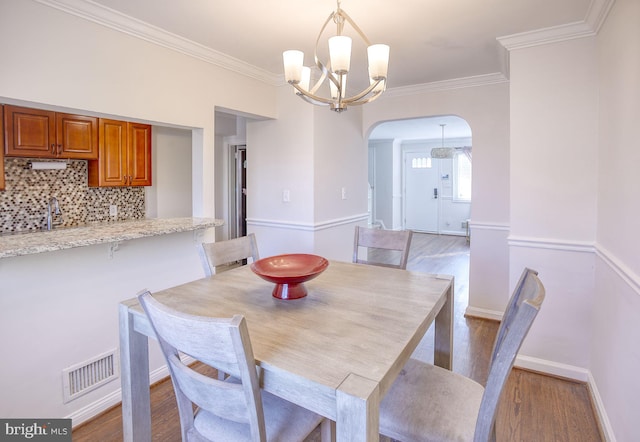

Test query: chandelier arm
[291,83,334,106]
[312,11,342,94]
[342,79,384,104]
[343,88,385,106]
[337,9,373,46]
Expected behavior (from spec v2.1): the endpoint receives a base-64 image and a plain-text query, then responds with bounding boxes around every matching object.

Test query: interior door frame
[228,144,247,239]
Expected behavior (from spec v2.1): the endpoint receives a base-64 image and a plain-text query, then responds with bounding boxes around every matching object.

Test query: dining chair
[379,268,545,442]
[200,233,260,276]
[138,290,324,442]
[352,225,413,270]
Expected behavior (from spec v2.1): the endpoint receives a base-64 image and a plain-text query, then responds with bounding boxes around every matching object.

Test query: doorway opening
[367,115,472,236]
[367,115,472,327]
[228,144,247,239]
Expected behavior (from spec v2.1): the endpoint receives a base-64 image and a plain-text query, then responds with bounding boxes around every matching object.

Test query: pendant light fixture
[282,0,389,113]
[430,124,455,159]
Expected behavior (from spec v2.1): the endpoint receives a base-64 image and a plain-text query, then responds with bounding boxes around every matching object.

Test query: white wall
[508,37,598,378]
[0,232,209,422]
[363,82,511,319]
[146,126,193,218]
[247,86,367,261]
[591,0,640,440]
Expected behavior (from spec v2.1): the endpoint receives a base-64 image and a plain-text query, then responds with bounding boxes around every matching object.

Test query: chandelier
[282,0,389,113]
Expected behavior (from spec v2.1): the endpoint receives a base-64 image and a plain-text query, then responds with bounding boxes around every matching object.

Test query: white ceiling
[82,0,594,140]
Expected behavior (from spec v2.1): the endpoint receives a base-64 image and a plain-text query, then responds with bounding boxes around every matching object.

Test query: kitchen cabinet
[3,105,98,159]
[0,105,5,190]
[88,119,152,187]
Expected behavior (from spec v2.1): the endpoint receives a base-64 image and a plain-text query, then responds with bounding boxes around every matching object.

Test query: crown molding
[497,0,615,50]
[35,0,281,86]
[381,73,509,99]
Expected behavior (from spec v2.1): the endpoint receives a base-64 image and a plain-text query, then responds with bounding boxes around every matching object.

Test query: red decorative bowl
[250,254,329,300]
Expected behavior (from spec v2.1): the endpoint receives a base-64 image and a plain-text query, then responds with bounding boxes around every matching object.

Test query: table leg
[119,304,151,442]
[336,373,379,442]
[434,280,454,370]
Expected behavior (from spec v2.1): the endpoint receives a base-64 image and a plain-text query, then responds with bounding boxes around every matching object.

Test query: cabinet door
[4,105,55,157]
[0,105,5,190]
[56,113,98,159]
[89,118,127,187]
[128,122,152,186]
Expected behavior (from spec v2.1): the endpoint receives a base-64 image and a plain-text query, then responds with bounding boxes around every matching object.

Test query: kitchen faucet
[46,197,64,230]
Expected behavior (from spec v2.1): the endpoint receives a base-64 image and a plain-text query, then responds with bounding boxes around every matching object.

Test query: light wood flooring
[73,233,603,441]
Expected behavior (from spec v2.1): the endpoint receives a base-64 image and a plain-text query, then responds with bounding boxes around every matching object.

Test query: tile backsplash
[1,158,145,233]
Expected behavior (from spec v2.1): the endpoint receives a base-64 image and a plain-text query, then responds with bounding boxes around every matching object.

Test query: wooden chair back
[352,226,413,269]
[138,291,267,441]
[474,269,546,441]
[491,267,538,363]
[200,233,260,276]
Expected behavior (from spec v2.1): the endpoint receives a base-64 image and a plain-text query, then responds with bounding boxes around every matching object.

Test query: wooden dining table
[119,259,453,442]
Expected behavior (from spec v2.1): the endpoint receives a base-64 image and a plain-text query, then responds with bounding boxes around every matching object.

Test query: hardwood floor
[73,233,603,441]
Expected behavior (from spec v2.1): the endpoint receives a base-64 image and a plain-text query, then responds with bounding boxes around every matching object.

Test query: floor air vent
[62,349,119,403]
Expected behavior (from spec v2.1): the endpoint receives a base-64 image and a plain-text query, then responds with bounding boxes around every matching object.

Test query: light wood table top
[120,260,453,442]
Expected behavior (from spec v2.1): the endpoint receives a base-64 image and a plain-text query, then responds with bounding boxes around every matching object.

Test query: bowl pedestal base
[272,283,308,300]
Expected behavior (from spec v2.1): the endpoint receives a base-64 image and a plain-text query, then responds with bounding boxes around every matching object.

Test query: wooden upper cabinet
[0,105,5,191]
[89,119,127,187]
[4,105,55,157]
[56,112,99,159]
[3,105,97,159]
[128,122,152,186]
[88,119,152,187]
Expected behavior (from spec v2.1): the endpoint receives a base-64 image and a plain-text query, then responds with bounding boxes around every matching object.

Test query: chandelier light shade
[431,124,455,159]
[282,0,389,113]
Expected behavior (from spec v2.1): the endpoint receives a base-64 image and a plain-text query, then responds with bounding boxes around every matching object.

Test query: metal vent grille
[62,350,119,403]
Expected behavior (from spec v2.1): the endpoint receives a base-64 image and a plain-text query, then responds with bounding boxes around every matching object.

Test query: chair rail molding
[246,213,369,232]
[469,221,510,232]
[508,235,595,254]
[596,244,640,296]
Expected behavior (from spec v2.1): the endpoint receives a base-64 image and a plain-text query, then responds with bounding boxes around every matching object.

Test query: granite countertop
[0,217,223,259]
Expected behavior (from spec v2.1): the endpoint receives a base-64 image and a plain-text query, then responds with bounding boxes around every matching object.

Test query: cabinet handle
[51,143,56,154]
[57,144,62,156]
[129,176,132,186]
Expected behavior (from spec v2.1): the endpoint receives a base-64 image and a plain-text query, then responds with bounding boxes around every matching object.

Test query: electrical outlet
[341,187,347,200]
[109,205,117,217]
[282,189,290,203]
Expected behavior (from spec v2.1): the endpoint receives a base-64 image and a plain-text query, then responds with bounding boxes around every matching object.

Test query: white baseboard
[587,371,616,442]
[66,386,123,428]
[67,362,173,428]
[514,354,589,382]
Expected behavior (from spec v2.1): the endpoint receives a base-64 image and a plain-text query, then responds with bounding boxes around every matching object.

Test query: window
[453,152,472,201]
[411,157,432,169]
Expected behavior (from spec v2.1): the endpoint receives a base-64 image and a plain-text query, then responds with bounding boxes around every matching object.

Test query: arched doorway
[368,115,472,234]
[368,116,473,356]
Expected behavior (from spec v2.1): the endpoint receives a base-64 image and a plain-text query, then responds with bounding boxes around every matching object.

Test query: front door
[404,150,439,233]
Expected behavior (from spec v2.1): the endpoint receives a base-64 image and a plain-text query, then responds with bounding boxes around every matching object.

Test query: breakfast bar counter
[0,217,223,258]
